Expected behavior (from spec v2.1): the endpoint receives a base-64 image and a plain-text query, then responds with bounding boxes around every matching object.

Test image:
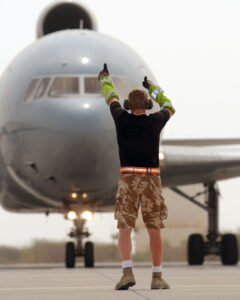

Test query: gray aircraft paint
[0,29,158,213]
[0,3,240,216]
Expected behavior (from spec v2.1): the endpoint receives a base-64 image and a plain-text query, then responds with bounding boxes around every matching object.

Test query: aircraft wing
[161,139,240,187]
[162,138,240,147]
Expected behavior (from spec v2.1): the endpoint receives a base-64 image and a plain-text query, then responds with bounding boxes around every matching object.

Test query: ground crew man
[98,64,175,290]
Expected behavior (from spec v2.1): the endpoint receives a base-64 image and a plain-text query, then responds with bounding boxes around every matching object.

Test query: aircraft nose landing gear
[171,182,239,265]
[65,217,94,268]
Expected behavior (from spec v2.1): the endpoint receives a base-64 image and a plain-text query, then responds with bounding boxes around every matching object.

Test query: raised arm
[108,97,119,106]
[142,76,176,117]
[98,63,119,106]
[98,63,125,120]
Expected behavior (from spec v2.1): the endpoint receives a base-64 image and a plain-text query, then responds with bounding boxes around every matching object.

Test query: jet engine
[36,1,97,38]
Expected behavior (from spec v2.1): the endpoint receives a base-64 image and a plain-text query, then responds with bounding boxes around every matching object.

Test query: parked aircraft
[0,1,239,268]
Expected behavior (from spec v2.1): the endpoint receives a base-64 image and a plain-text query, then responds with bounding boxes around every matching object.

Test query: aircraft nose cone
[34,97,118,192]
[44,96,106,132]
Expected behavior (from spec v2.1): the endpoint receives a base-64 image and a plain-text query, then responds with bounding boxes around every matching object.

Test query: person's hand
[142,76,153,90]
[98,63,109,81]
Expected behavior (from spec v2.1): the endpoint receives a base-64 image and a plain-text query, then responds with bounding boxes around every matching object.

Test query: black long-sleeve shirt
[110,101,170,168]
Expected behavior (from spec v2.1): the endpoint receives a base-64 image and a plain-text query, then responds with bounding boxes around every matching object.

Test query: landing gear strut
[171,182,238,265]
[65,218,94,268]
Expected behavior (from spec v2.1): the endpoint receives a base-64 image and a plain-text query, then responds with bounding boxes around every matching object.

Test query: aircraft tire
[188,234,204,265]
[66,242,75,268]
[84,241,94,268]
[221,234,238,265]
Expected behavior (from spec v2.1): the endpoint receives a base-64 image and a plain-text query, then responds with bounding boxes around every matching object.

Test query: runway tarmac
[0,262,239,300]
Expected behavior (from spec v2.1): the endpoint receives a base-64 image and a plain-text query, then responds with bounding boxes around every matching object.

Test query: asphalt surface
[0,262,239,300]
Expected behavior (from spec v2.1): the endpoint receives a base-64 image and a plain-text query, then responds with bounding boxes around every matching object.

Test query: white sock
[122,260,133,269]
[152,265,163,272]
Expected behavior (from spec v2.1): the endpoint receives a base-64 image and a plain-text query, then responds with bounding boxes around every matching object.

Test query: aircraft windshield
[34,77,51,99]
[48,77,79,97]
[84,77,101,94]
[24,75,134,102]
[84,76,134,98]
[112,77,134,98]
[24,78,40,101]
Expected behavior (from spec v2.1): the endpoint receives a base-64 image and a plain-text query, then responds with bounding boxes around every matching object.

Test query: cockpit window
[112,77,134,98]
[34,77,51,99]
[83,76,134,98]
[23,75,135,102]
[48,77,79,97]
[24,78,39,101]
[84,77,101,94]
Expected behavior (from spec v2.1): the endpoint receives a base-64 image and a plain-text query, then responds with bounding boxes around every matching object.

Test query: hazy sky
[0,0,240,247]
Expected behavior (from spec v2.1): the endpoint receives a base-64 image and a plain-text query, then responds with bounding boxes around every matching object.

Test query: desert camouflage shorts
[114,173,168,229]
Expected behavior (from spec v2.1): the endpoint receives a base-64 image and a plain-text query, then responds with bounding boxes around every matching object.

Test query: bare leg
[118,228,133,260]
[147,228,162,266]
[115,228,136,290]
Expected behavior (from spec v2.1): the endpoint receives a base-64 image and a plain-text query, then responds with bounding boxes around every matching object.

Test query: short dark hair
[128,89,148,109]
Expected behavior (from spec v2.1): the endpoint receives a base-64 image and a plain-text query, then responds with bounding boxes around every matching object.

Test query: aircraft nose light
[159,152,165,160]
[71,192,78,199]
[67,210,77,220]
[83,103,90,109]
[81,210,93,220]
[81,57,89,64]
[82,193,88,199]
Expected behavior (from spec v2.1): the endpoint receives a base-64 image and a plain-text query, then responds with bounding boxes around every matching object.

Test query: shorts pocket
[114,194,121,220]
